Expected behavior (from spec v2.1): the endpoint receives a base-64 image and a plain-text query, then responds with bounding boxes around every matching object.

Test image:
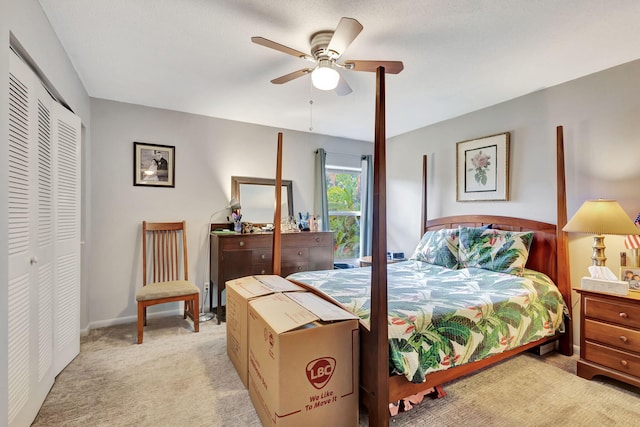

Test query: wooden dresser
[576,289,640,387]
[209,231,334,322]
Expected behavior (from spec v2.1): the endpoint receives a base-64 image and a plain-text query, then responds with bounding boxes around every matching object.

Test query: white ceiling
[38,0,640,142]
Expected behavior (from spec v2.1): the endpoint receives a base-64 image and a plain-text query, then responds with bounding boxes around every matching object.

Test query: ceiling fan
[252,17,404,96]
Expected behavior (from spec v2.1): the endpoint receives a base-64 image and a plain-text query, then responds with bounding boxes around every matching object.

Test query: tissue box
[580,277,629,295]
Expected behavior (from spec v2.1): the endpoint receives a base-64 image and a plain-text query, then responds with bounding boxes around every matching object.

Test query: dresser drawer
[584,296,640,329]
[220,235,272,250]
[282,232,333,248]
[281,261,309,277]
[584,319,640,353]
[583,341,640,378]
[282,247,309,260]
[252,263,273,276]
[220,250,254,281]
[252,249,272,264]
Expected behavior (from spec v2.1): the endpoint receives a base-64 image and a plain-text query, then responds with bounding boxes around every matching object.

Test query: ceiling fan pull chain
[308,78,314,131]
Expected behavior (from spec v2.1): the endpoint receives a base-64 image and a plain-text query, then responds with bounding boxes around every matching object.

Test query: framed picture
[456,132,510,202]
[621,267,640,291]
[133,142,175,187]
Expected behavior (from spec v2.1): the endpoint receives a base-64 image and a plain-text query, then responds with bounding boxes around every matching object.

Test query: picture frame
[133,142,175,188]
[456,132,510,202]
[620,267,640,291]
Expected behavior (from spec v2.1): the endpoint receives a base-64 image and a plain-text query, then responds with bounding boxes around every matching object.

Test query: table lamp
[562,199,640,266]
[201,197,243,322]
[624,212,640,267]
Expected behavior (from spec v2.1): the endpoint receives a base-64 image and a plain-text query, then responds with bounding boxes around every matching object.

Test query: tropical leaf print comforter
[288,260,566,383]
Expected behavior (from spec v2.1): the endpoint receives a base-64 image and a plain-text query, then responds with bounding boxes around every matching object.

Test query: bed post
[556,126,573,355]
[368,66,390,427]
[272,132,283,275]
[421,155,428,236]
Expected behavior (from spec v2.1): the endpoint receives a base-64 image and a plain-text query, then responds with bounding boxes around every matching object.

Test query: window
[326,165,362,262]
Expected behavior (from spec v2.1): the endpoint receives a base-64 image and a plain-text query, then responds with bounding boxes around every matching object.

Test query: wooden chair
[136,221,199,344]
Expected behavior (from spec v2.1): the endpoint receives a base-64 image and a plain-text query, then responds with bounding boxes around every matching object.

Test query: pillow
[458,226,533,276]
[410,228,459,269]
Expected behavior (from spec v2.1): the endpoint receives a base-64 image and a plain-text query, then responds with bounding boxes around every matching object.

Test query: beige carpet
[32,316,640,426]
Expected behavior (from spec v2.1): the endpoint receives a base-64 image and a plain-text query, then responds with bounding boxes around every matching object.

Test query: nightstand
[358,256,406,267]
[576,289,640,387]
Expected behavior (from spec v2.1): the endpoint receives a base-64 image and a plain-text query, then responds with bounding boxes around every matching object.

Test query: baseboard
[88,307,181,330]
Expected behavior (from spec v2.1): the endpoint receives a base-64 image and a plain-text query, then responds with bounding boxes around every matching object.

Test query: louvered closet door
[51,99,81,373]
[7,49,81,427]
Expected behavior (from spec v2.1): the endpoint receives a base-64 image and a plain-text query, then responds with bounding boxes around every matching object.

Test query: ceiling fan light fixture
[311,61,340,91]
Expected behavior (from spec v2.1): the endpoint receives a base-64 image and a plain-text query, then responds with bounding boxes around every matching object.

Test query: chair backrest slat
[142,221,188,286]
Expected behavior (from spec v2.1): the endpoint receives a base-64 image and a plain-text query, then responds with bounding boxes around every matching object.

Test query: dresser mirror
[231,176,293,225]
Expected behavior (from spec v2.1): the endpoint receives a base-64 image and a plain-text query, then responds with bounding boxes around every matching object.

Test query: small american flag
[626,212,640,249]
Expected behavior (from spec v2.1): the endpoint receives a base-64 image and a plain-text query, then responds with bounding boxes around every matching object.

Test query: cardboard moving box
[226,275,304,387]
[248,292,359,427]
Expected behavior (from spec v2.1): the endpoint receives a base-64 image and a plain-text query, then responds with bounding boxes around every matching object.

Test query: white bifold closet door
[7,49,81,427]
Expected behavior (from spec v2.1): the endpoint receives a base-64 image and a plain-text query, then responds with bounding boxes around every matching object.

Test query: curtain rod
[315,149,368,160]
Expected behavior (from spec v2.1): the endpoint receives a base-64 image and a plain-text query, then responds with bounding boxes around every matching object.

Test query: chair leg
[137,302,144,344]
[194,294,199,333]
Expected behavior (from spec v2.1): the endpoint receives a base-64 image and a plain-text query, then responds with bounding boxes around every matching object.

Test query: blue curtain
[314,149,329,231]
[360,155,373,257]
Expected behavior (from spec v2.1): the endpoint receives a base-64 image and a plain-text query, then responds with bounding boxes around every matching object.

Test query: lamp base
[199,312,214,322]
[591,234,607,266]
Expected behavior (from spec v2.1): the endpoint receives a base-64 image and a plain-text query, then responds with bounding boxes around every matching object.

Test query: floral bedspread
[288,260,566,383]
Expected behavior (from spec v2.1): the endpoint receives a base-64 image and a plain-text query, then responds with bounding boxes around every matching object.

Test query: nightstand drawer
[584,341,640,378]
[584,296,640,329]
[584,319,640,352]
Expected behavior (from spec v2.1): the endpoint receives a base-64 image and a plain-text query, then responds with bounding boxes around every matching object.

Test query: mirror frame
[231,176,294,225]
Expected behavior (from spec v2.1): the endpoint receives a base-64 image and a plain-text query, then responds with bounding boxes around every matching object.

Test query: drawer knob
[298,251,303,256]
[261,269,265,274]
[297,266,303,271]
[315,237,320,242]
[620,360,629,367]
[261,254,265,259]
[619,335,629,343]
[620,312,629,319]
[239,241,245,247]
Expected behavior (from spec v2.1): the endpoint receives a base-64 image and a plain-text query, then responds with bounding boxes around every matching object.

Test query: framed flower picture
[456,132,510,202]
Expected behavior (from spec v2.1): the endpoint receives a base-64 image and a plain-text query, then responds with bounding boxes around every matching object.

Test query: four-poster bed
[255,69,571,426]
[283,68,573,426]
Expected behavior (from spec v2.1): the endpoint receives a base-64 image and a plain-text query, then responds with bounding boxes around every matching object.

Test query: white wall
[387,60,640,347]
[88,98,373,327]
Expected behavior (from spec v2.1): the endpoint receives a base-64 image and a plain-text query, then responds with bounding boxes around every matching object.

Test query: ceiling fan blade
[252,36,314,61]
[334,73,352,96]
[344,60,404,74]
[326,17,363,58]
[271,68,313,84]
